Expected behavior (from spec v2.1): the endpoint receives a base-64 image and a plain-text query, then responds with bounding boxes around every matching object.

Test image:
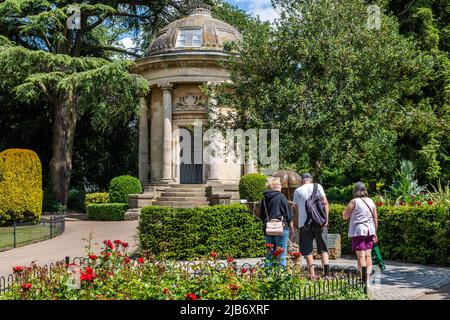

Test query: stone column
[160,83,174,183]
[245,160,257,175]
[206,130,223,186]
[138,95,149,183]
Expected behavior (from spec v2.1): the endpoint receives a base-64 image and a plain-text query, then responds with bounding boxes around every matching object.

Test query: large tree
[208,0,437,183]
[0,0,197,204]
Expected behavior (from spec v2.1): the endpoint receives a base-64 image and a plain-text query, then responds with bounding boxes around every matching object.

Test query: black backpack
[304,183,327,230]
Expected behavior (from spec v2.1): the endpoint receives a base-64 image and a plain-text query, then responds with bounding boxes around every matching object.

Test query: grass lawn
[0,224,62,251]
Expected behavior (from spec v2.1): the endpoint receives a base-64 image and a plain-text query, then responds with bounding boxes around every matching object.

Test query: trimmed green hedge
[328,203,450,266]
[239,173,267,202]
[86,203,128,221]
[85,192,109,207]
[139,204,266,260]
[109,175,142,204]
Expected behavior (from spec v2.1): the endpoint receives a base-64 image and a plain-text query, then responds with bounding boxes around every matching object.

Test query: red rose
[21,283,32,290]
[114,240,122,245]
[137,258,144,264]
[122,242,129,248]
[186,293,197,300]
[13,266,24,273]
[162,288,169,294]
[273,248,284,257]
[80,273,93,281]
[264,243,274,248]
[241,268,247,274]
[289,252,301,258]
[89,254,97,260]
[427,200,433,206]
[125,257,131,263]
[210,251,218,258]
[104,240,114,250]
[227,256,234,263]
[85,267,94,274]
[250,268,255,274]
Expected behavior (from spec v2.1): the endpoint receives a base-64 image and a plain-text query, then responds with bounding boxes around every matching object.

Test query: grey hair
[353,182,369,198]
[266,177,281,190]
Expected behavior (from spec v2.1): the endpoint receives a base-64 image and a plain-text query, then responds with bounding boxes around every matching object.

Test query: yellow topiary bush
[0,149,43,224]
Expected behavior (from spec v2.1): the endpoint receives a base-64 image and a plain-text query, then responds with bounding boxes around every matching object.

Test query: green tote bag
[372,243,386,271]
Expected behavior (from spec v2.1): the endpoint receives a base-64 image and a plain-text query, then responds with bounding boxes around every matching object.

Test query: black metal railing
[0,256,367,299]
[0,215,65,251]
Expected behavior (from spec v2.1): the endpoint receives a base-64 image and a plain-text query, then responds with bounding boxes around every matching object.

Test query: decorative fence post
[13,221,16,248]
[50,216,53,238]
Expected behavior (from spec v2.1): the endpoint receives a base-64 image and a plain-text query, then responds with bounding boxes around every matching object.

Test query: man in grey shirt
[293,173,330,278]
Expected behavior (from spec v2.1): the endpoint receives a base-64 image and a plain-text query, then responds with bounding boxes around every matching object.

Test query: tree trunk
[49,93,77,205]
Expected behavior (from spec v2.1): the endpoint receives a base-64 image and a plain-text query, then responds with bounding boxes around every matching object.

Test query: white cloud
[119,36,134,50]
[228,0,279,22]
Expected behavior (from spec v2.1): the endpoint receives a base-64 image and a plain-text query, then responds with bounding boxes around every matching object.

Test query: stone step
[172,184,207,188]
[156,196,208,201]
[164,188,207,193]
[160,191,207,197]
[152,201,210,207]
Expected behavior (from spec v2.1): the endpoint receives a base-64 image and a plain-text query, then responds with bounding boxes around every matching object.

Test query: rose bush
[0,240,367,300]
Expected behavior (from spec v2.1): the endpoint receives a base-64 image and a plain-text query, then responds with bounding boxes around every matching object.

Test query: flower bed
[0,240,367,300]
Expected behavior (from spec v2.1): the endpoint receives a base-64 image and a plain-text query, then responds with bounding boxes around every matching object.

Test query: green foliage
[0,149,43,224]
[85,192,109,207]
[328,203,450,265]
[326,185,354,204]
[0,241,366,300]
[86,203,127,221]
[239,173,267,201]
[208,0,435,181]
[417,137,442,182]
[390,160,426,200]
[67,188,86,212]
[138,204,266,260]
[108,175,142,204]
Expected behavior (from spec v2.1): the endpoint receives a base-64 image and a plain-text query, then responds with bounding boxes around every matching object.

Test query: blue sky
[223,0,279,22]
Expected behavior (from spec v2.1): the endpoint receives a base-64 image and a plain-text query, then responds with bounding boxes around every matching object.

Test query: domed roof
[146,6,242,56]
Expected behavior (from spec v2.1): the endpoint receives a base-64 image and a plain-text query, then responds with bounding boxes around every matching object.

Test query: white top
[348,197,376,237]
[293,183,326,228]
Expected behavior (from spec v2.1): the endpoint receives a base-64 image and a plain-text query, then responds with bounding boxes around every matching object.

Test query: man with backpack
[293,173,330,279]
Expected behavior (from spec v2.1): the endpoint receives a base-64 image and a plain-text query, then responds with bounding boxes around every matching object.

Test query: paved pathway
[229,257,450,300]
[0,219,139,277]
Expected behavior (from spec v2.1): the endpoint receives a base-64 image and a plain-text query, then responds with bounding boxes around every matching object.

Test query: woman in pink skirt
[342,182,378,282]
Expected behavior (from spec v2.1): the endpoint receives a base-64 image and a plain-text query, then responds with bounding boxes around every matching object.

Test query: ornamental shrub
[67,188,86,212]
[239,173,267,202]
[86,203,127,221]
[139,204,266,259]
[328,203,450,266]
[85,192,109,207]
[0,149,43,224]
[109,175,142,204]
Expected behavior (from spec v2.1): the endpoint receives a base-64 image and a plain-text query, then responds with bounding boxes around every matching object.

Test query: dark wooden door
[180,129,202,184]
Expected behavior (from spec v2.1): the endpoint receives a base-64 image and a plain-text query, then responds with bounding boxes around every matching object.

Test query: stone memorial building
[128,5,256,211]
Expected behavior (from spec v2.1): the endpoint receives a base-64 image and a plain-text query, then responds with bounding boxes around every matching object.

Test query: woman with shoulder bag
[342,182,379,283]
[260,177,294,268]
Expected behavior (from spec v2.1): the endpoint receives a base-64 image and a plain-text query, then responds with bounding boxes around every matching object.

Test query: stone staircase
[152,184,210,208]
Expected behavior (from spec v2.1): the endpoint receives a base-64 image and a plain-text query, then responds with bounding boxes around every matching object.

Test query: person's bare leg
[365,249,373,280]
[321,252,329,268]
[305,254,315,278]
[356,250,366,275]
